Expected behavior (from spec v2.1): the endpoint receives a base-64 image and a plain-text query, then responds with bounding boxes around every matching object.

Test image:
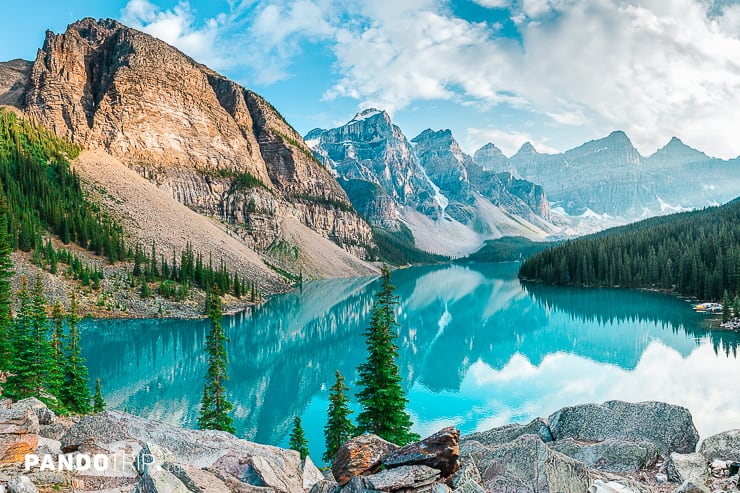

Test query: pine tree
[4,276,35,399]
[62,292,92,414]
[323,370,355,464]
[289,416,310,460]
[0,199,13,372]
[30,275,64,405]
[93,378,106,413]
[356,266,419,445]
[723,291,732,323]
[198,287,235,433]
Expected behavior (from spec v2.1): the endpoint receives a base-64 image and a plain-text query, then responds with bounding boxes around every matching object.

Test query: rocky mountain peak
[473,143,512,174]
[10,16,376,262]
[649,136,708,165]
[348,108,391,125]
[514,142,539,157]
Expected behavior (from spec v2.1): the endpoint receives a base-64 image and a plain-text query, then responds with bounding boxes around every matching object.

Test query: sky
[2,0,740,158]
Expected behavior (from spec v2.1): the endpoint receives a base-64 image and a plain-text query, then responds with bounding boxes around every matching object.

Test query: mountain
[508,132,740,219]
[308,111,554,257]
[0,18,377,281]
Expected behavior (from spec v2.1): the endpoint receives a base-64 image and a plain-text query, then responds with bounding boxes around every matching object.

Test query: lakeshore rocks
[0,404,39,465]
[302,456,325,490]
[547,438,658,473]
[699,429,740,462]
[382,426,460,477]
[464,434,592,493]
[6,475,39,493]
[664,452,708,483]
[14,398,56,426]
[332,434,399,486]
[363,464,441,491]
[462,418,552,447]
[548,401,699,455]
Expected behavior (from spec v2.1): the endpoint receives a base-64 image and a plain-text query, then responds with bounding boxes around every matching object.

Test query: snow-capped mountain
[509,132,740,219]
[307,110,554,257]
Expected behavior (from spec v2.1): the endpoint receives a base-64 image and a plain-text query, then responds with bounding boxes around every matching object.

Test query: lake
[80,262,740,463]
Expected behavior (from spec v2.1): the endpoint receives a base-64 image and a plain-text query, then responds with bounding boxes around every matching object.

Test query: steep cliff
[13,17,374,270]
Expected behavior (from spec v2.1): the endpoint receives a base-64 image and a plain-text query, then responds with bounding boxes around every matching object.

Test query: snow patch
[304,138,320,149]
[349,109,382,123]
[412,144,449,211]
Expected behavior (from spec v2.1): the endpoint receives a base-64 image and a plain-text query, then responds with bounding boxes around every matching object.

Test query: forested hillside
[519,199,740,300]
[0,108,125,260]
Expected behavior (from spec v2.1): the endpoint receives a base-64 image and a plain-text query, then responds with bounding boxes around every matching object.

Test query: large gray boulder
[465,434,591,493]
[664,452,708,483]
[462,418,552,447]
[60,411,304,493]
[6,475,39,493]
[698,429,740,462]
[548,401,698,455]
[364,464,440,491]
[548,438,658,473]
[14,398,56,426]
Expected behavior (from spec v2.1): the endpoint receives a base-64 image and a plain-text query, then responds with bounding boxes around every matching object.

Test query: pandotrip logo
[23,452,161,473]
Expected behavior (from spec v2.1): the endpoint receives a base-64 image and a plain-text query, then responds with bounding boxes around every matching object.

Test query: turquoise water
[80,262,740,463]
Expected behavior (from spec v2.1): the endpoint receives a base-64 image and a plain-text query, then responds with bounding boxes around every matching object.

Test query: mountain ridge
[0,17,378,281]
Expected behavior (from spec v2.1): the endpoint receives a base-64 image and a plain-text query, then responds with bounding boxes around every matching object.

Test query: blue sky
[3,0,740,158]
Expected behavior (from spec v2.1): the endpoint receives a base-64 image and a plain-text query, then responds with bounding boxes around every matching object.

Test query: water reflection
[81,262,740,461]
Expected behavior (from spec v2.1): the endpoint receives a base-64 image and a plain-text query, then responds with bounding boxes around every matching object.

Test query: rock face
[699,429,740,462]
[462,418,552,448]
[382,426,460,477]
[331,434,399,486]
[509,133,740,219]
[664,452,708,483]
[548,400,699,455]
[308,111,553,257]
[547,438,658,474]
[464,434,592,493]
[0,405,39,465]
[9,17,374,267]
[0,59,31,107]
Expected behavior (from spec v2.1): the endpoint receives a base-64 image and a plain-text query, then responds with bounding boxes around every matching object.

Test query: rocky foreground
[1,398,739,493]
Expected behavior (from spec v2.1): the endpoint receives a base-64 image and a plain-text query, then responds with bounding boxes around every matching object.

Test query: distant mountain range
[308,110,740,256]
[307,110,554,257]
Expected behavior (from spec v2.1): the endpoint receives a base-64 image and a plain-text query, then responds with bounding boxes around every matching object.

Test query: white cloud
[471,0,510,7]
[119,0,740,158]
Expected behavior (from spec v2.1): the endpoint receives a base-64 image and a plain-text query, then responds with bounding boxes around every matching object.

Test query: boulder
[588,480,640,493]
[699,429,740,462]
[449,461,481,490]
[72,439,141,491]
[14,398,55,425]
[663,452,708,483]
[207,467,277,493]
[0,405,39,465]
[364,465,440,491]
[163,463,232,493]
[135,466,191,493]
[675,480,710,493]
[6,475,39,493]
[547,438,658,473]
[303,456,325,490]
[331,434,399,486]
[59,411,303,479]
[39,417,75,441]
[308,480,339,493]
[462,418,552,447]
[452,480,486,493]
[548,401,699,455]
[466,434,591,493]
[382,426,460,477]
[431,484,452,493]
[246,454,304,493]
[340,476,378,493]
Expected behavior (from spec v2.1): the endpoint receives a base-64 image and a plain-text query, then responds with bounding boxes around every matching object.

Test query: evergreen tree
[356,266,419,445]
[62,292,92,414]
[30,275,63,404]
[198,287,235,433]
[288,416,310,460]
[723,291,732,323]
[323,370,355,464]
[0,199,13,372]
[93,378,106,413]
[4,276,34,399]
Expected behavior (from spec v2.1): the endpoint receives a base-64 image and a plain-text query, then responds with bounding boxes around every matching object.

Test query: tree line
[519,199,740,302]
